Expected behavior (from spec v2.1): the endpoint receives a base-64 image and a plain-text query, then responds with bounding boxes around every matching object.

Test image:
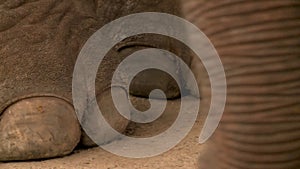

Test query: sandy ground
[0,98,207,169]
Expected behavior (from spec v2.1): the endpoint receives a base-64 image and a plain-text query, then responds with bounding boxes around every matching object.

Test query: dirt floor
[0,98,206,169]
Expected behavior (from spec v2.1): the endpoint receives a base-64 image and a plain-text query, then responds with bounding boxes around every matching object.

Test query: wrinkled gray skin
[0,0,185,161]
[182,0,300,169]
[1,0,299,168]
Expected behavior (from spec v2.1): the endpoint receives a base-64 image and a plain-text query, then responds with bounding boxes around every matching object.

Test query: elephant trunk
[183,0,300,168]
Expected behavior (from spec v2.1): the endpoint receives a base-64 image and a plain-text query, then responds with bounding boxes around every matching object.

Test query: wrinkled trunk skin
[182,0,300,169]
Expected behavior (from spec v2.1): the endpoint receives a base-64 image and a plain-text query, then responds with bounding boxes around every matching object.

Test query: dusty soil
[0,98,207,169]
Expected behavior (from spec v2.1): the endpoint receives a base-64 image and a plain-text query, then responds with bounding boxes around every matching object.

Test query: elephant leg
[0,0,93,161]
[0,0,182,161]
[183,0,300,169]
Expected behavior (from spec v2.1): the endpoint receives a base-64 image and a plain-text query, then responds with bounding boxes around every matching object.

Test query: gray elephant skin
[0,0,183,161]
[0,0,300,169]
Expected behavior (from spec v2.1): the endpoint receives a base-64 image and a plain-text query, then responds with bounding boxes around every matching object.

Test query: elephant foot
[80,87,130,147]
[0,87,131,161]
[0,97,81,161]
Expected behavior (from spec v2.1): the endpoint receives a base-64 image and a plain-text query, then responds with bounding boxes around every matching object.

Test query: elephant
[1,1,299,168]
[0,0,186,161]
[181,0,300,169]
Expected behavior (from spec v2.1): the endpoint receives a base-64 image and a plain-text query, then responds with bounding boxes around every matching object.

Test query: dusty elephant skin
[182,0,300,169]
[0,0,183,161]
